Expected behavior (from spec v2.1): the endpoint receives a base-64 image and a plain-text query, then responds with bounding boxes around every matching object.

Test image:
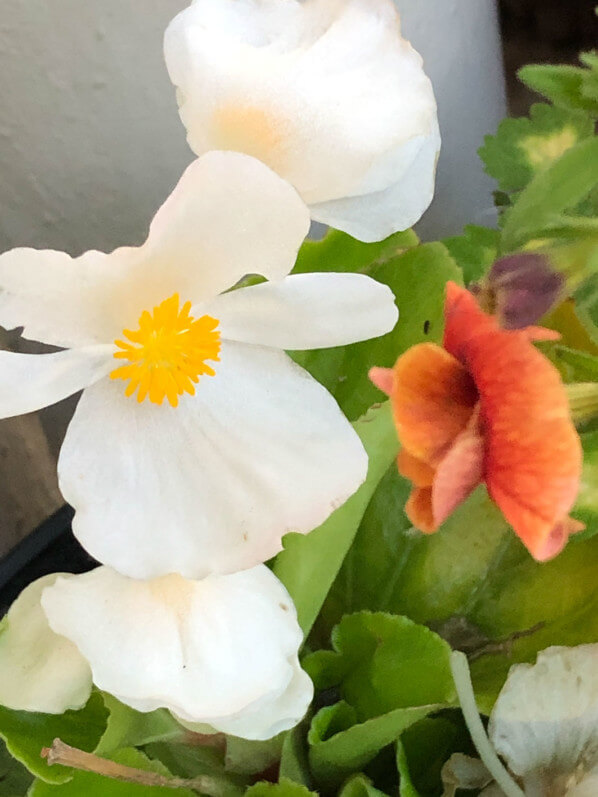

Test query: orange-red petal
[432,407,485,527]
[397,450,435,487]
[390,342,478,468]
[405,487,437,533]
[442,283,583,560]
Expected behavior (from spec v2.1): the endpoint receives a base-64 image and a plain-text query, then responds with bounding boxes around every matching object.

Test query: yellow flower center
[111,294,220,407]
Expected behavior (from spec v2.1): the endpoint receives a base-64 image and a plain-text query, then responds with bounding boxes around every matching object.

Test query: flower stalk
[449,651,525,797]
[41,738,230,795]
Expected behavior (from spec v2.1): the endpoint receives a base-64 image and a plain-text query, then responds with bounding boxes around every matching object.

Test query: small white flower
[164,0,440,243]
[0,151,397,579]
[446,646,598,796]
[0,566,313,741]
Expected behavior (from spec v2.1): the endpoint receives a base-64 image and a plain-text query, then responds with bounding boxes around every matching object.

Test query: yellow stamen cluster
[111,294,220,407]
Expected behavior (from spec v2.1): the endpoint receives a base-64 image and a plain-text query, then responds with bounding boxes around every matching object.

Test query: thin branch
[41,738,226,794]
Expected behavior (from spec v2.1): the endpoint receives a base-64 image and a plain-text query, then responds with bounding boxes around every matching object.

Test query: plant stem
[450,651,525,797]
[41,738,226,794]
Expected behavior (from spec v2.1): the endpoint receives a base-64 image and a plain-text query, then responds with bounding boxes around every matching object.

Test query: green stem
[450,651,525,797]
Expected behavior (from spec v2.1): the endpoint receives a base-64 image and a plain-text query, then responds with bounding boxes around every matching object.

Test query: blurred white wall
[397,0,507,238]
[0,0,505,256]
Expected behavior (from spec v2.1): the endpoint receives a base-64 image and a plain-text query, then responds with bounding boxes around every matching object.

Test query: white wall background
[0,0,506,257]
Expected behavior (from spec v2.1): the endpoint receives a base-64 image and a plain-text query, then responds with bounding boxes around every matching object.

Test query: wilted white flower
[0,151,397,579]
[164,0,440,243]
[446,646,598,797]
[0,566,313,741]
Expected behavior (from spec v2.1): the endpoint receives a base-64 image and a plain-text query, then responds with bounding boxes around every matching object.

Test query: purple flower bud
[474,253,564,330]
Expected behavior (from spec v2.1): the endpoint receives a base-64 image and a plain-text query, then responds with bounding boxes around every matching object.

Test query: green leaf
[574,431,598,534]
[396,717,466,797]
[479,103,593,195]
[443,226,500,285]
[245,778,317,797]
[540,344,598,382]
[293,229,418,276]
[501,136,598,252]
[305,613,455,720]
[308,702,435,787]
[518,57,598,117]
[28,748,196,797]
[0,693,107,785]
[0,740,32,796]
[292,243,462,421]
[338,774,389,797]
[273,402,400,638]
[279,726,311,789]
[95,696,182,756]
[395,742,419,797]
[225,734,284,776]
[144,740,241,794]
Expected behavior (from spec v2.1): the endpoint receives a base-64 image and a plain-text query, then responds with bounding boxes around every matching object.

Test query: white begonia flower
[164,0,440,243]
[0,151,398,580]
[0,574,92,714]
[40,565,312,741]
[488,645,598,795]
[447,646,598,797]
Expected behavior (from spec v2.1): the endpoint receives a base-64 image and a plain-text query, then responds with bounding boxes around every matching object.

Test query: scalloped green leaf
[0,693,107,785]
[305,613,455,721]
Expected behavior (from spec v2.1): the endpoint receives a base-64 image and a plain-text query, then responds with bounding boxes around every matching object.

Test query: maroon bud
[474,253,564,330]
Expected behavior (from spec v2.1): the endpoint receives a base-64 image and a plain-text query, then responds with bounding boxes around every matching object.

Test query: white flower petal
[176,662,313,741]
[0,345,114,420]
[0,246,140,349]
[59,342,367,579]
[0,155,308,350]
[201,273,398,350]
[41,566,312,739]
[310,123,441,242]
[0,574,92,713]
[164,0,439,239]
[489,645,598,784]
[139,152,310,301]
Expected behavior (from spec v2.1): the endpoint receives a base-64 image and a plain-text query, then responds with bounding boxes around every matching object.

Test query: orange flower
[370,282,583,561]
